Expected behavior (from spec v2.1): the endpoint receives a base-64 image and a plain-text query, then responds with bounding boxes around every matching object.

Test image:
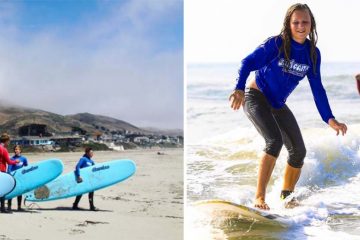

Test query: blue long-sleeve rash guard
[235,36,334,123]
[74,155,95,177]
[7,155,28,172]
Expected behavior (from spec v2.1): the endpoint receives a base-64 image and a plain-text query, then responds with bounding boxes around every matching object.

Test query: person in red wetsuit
[356,74,360,95]
[0,133,19,214]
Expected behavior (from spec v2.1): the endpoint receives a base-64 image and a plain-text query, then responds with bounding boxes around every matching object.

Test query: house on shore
[11,136,54,146]
[11,135,83,147]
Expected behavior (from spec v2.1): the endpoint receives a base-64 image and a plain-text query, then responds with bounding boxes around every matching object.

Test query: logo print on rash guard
[278,58,309,77]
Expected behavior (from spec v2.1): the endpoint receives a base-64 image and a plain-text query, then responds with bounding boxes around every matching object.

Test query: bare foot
[254,198,270,210]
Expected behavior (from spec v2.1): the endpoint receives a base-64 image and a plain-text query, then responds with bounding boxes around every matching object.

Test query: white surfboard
[0,172,16,197]
[193,199,289,227]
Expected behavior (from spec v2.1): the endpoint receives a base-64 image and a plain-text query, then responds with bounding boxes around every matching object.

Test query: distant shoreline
[15,146,184,155]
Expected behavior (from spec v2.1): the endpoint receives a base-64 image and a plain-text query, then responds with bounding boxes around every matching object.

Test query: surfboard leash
[23,196,40,209]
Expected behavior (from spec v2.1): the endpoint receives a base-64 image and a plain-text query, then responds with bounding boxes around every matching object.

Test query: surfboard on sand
[0,172,16,197]
[5,159,64,200]
[25,159,136,202]
[193,199,289,227]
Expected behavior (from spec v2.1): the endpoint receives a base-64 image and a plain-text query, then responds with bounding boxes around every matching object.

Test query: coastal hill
[67,112,146,134]
[0,104,182,137]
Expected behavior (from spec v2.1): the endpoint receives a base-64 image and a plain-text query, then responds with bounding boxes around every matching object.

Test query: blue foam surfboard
[0,172,16,197]
[25,159,136,202]
[5,159,64,200]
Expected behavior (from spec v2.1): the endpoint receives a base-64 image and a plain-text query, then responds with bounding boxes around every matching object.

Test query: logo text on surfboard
[92,165,110,172]
[22,166,39,174]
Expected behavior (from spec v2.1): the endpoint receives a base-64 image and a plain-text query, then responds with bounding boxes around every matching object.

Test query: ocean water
[186,62,360,239]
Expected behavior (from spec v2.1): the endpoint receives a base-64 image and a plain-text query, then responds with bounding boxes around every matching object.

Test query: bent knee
[287,147,306,168]
[264,139,283,158]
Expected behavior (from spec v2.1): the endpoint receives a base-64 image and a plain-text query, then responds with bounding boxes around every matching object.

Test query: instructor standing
[0,134,19,213]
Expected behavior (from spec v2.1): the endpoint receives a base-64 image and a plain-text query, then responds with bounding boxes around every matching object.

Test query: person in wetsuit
[72,147,98,211]
[0,134,19,214]
[7,145,28,211]
[229,3,347,210]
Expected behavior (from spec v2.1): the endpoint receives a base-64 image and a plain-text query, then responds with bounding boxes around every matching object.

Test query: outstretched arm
[2,149,18,166]
[307,49,347,136]
[235,37,280,90]
[307,49,335,124]
[232,38,279,110]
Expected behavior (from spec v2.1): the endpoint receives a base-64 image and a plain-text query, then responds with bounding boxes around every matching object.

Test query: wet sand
[0,148,183,240]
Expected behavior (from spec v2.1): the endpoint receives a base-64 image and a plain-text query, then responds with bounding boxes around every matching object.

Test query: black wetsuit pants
[7,196,22,210]
[0,197,5,212]
[73,192,95,208]
[243,88,306,168]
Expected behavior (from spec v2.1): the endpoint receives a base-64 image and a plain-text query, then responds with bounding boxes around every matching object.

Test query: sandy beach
[0,148,183,240]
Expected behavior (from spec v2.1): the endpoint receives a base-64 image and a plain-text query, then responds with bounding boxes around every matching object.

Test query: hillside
[0,104,165,136]
[66,113,147,134]
[143,127,183,137]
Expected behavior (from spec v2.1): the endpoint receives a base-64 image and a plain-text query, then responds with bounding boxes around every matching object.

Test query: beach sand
[0,148,183,240]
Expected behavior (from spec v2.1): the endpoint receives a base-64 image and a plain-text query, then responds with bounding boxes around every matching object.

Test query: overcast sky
[186,0,360,63]
[0,0,183,129]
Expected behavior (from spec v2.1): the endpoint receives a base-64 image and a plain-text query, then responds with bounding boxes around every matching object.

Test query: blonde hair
[0,133,10,143]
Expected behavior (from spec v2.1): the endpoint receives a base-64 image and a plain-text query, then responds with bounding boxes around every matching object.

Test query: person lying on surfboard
[72,147,98,211]
[229,3,347,210]
[7,145,28,212]
[0,134,19,214]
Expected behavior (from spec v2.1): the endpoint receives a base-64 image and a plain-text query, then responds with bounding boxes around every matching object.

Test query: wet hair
[14,144,22,152]
[85,147,93,154]
[278,3,318,74]
[0,133,10,143]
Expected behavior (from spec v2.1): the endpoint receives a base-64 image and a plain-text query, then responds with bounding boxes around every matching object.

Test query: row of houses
[10,133,183,150]
[11,135,82,147]
[101,134,182,145]
[8,123,183,151]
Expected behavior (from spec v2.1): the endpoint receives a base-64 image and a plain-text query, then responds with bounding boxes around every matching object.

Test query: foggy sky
[0,0,183,129]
